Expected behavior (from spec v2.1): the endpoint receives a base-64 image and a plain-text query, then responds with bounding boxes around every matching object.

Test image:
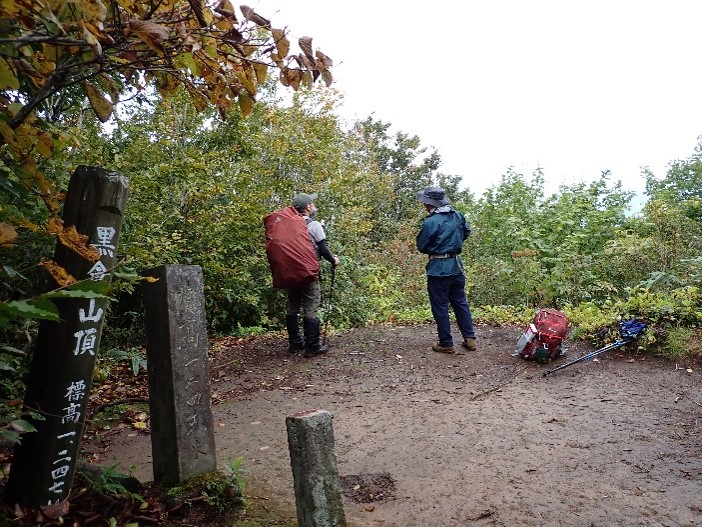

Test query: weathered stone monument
[141,264,217,484]
[5,166,128,507]
[286,409,347,527]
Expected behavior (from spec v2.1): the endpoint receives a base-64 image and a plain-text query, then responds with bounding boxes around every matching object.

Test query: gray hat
[292,192,318,210]
[417,185,449,207]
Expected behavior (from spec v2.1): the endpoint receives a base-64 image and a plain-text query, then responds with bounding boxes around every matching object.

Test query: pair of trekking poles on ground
[543,318,648,376]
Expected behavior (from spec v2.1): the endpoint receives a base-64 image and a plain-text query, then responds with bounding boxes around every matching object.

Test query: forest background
[1,0,702,447]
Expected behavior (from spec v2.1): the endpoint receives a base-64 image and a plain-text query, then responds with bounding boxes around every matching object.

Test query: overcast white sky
[252,0,702,198]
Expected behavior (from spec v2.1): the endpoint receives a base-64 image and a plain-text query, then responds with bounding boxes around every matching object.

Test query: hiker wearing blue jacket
[416,185,477,354]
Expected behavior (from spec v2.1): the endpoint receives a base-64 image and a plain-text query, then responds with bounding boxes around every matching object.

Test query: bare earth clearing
[95,324,702,527]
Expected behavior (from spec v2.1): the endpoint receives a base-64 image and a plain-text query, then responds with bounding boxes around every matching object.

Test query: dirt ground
[93,323,702,527]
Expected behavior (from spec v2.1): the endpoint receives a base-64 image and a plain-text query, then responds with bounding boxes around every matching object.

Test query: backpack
[263,207,319,289]
[515,308,568,363]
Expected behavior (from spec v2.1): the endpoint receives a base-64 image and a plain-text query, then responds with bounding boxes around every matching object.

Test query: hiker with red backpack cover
[264,192,339,357]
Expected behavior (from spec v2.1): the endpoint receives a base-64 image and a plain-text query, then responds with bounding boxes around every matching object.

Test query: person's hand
[333,256,340,266]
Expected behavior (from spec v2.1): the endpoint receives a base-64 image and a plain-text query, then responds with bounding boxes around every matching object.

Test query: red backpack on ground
[515,308,568,363]
[263,207,319,289]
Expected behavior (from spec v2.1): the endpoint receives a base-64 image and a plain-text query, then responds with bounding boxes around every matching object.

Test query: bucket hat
[417,185,449,207]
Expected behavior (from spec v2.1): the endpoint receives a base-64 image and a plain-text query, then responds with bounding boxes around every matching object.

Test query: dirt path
[95,324,702,526]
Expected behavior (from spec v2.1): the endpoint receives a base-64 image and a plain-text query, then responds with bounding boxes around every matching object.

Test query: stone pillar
[142,265,217,484]
[286,409,347,527]
[5,166,129,507]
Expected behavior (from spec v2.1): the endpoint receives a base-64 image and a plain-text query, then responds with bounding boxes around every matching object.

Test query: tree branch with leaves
[0,0,333,253]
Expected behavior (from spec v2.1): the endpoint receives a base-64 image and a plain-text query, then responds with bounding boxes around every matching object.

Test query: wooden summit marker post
[5,166,129,508]
[141,265,217,484]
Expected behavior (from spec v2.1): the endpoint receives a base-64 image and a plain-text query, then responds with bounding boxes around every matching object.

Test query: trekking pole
[543,338,631,377]
[544,319,647,377]
[322,263,336,347]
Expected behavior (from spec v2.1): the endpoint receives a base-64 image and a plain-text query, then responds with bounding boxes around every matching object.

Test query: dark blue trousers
[427,273,475,346]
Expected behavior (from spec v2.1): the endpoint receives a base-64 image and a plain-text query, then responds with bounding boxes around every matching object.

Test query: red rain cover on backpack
[516,308,568,363]
[264,207,319,289]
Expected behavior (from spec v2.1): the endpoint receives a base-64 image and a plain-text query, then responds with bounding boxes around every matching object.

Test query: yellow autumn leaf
[0,222,18,247]
[47,218,101,262]
[81,0,108,22]
[0,120,23,157]
[154,0,177,14]
[14,123,36,151]
[184,81,209,112]
[81,22,103,56]
[238,89,253,117]
[84,82,113,123]
[235,69,256,96]
[39,260,77,288]
[175,52,200,76]
[35,131,54,158]
[301,70,313,90]
[0,57,19,90]
[1,0,23,17]
[272,28,289,59]
[253,62,267,84]
[20,157,58,211]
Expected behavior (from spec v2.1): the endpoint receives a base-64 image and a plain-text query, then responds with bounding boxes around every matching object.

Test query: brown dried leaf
[297,52,314,71]
[240,5,271,29]
[187,0,208,27]
[128,19,170,55]
[0,222,18,246]
[321,69,333,87]
[298,36,314,61]
[315,50,333,70]
[279,67,290,87]
[40,260,76,288]
[287,69,301,91]
[215,0,238,22]
[84,82,113,122]
[223,26,244,44]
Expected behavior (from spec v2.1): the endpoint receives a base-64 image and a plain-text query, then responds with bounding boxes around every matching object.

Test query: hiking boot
[462,338,477,351]
[432,343,455,354]
[304,344,328,358]
[286,314,305,353]
[289,343,305,354]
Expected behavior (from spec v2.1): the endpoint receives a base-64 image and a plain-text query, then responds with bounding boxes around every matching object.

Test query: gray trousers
[287,279,321,319]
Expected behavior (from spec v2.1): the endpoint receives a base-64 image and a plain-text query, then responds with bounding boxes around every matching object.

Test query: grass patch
[658,327,702,362]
